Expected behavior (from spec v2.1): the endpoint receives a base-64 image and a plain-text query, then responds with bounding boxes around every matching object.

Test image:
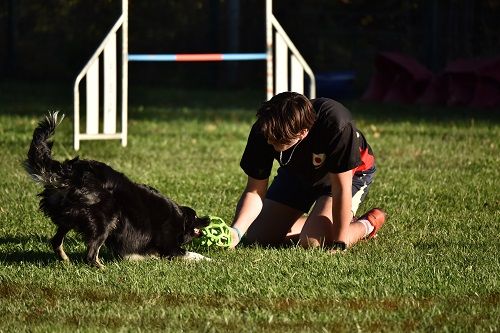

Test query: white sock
[358,219,374,237]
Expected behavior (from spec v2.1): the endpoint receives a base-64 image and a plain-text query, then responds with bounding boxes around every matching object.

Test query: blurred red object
[362,52,433,104]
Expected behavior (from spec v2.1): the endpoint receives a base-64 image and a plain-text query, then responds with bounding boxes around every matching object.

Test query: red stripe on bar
[175,54,224,61]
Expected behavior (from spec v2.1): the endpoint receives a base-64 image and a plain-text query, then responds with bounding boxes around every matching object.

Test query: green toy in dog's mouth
[192,216,232,248]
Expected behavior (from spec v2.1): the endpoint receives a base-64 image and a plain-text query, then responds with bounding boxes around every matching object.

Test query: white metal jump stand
[73,0,314,150]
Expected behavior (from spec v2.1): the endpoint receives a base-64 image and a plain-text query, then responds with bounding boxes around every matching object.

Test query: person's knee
[298,233,322,249]
[298,215,332,249]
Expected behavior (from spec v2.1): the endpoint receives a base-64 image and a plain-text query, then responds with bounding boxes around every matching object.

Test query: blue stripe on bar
[222,53,267,61]
[128,54,177,61]
[128,53,267,62]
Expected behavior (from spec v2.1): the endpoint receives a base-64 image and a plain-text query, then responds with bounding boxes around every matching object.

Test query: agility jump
[73,0,315,150]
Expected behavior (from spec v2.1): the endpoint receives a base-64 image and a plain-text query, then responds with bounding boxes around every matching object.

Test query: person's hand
[328,241,347,254]
[329,248,347,254]
[229,227,241,249]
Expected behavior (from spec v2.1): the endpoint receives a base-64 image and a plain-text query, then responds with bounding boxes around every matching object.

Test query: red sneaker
[359,208,387,239]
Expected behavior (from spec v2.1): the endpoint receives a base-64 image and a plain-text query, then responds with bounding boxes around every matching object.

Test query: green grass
[0,82,499,332]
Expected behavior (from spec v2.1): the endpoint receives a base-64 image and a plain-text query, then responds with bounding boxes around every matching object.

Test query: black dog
[24,112,210,268]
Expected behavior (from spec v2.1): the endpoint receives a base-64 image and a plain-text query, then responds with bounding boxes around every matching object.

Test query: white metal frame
[73,0,128,150]
[266,0,316,100]
[73,0,314,149]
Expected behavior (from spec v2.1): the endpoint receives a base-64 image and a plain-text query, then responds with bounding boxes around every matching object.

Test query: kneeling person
[229,92,386,251]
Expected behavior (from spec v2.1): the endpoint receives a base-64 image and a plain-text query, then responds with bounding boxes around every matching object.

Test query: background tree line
[1,0,499,92]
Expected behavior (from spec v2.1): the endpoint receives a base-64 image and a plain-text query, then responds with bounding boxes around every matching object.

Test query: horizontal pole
[128,53,267,62]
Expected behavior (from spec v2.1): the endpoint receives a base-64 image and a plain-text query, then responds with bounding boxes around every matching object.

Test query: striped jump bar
[128,53,267,62]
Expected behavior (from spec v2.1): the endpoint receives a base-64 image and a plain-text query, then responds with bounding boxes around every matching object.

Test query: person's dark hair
[256,92,316,144]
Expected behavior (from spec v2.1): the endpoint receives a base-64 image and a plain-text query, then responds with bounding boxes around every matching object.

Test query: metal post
[266,0,273,101]
[122,0,128,147]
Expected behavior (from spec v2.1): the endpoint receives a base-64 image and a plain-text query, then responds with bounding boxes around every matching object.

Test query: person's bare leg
[298,196,367,248]
[284,216,307,244]
[245,199,304,247]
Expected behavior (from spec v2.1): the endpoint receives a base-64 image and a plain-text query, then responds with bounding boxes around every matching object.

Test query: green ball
[192,216,232,248]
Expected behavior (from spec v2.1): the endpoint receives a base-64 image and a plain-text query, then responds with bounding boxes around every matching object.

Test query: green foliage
[0,85,499,332]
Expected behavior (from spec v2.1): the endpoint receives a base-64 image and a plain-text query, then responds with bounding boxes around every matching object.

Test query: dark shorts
[266,166,376,214]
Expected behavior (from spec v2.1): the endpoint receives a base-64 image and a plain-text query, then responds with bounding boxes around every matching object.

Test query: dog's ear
[180,206,210,228]
[177,206,210,245]
[179,206,196,223]
[196,215,211,228]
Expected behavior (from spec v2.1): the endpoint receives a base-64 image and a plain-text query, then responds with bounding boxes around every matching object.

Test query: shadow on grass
[0,249,60,265]
[0,234,56,265]
[0,234,117,266]
[0,80,263,118]
[2,80,499,124]
[0,248,120,267]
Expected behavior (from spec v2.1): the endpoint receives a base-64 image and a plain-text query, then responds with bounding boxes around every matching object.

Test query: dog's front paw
[180,251,212,261]
[86,257,105,269]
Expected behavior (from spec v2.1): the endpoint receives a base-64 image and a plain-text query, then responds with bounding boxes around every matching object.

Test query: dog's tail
[24,111,66,186]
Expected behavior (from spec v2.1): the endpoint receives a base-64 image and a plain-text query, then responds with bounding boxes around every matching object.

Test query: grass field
[0,82,499,332]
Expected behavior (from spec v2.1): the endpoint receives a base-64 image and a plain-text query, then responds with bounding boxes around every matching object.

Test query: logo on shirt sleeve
[312,153,326,168]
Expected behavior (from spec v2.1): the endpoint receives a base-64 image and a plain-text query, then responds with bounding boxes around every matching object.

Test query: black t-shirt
[240,98,375,185]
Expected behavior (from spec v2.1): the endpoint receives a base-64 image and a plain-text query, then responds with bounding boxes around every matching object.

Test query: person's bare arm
[329,170,354,246]
[230,176,268,247]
